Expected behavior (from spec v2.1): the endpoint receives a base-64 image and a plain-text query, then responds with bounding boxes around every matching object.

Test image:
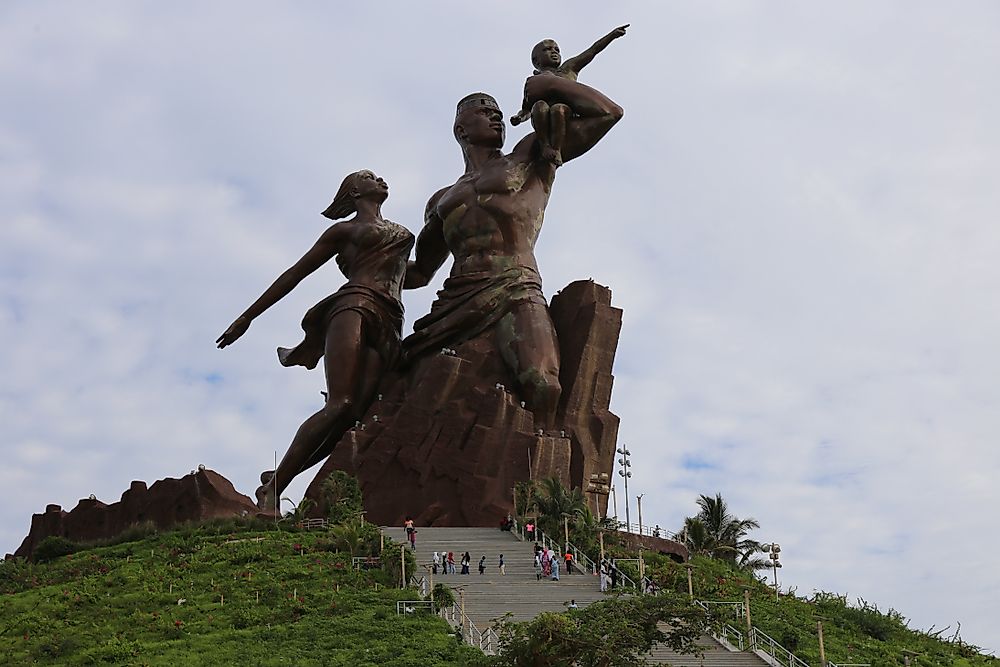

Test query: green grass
[0,522,482,666]
[6,520,996,666]
[642,552,998,666]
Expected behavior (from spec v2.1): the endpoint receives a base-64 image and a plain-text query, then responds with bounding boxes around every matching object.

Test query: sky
[2,0,998,656]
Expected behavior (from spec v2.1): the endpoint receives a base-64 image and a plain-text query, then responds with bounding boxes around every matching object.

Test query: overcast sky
[2,1,998,655]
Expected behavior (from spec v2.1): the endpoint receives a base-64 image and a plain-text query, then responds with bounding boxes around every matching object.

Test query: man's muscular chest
[437,159,533,222]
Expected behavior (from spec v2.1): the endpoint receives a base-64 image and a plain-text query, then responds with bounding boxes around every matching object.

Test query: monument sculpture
[223,27,628,522]
[12,27,633,557]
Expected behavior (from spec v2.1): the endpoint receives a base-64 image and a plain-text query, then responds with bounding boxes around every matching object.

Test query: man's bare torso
[434,151,553,277]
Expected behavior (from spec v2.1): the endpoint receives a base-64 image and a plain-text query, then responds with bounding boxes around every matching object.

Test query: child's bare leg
[549,103,570,166]
[530,100,560,165]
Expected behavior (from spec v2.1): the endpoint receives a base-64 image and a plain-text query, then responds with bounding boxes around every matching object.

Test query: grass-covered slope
[643,552,997,666]
[0,520,481,666]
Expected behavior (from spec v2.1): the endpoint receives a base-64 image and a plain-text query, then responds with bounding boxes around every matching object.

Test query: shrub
[33,536,80,563]
[431,583,455,608]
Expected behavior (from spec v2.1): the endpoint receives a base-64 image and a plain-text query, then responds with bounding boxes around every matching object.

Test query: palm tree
[680,493,767,570]
[533,477,587,539]
[330,523,364,557]
[514,480,538,519]
[281,496,316,523]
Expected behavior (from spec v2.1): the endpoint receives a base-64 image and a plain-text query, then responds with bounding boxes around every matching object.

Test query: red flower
[174,620,183,628]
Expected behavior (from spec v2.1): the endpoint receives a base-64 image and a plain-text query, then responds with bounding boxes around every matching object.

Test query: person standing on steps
[447,551,455,574]
[564,550,574,575]
[567,599,578,610]
[499,553,506,575]
[551,555,560,581]
[478,555,486,575]
[408,528,417,550]
[461,551,471,575]
[432,551,440,575]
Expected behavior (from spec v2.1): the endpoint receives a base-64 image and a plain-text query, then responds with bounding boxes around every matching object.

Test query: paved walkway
[383,526,769,665]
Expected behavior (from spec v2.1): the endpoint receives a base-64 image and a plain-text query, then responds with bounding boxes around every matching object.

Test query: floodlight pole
[616,447,632,531]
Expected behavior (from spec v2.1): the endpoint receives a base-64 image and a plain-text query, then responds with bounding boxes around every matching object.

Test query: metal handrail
[694,600,745,650]
[749,627,811,667]
[396,600,434,615]
[698,600,746,619]
[606,558,639,591]
[828,663,871,667]
[408,574,427,597]
[438,603,498,654]
[717,623,746,651]
[351,555,381,570]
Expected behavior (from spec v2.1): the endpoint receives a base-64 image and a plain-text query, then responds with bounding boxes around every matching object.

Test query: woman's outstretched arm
[217,223,349,348]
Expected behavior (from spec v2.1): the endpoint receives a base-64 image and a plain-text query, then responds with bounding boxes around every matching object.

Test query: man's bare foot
[255,485,278,512]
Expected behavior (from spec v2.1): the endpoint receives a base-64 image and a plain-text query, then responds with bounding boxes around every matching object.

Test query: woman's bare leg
[299,347,384,471]
[256,310,369,510]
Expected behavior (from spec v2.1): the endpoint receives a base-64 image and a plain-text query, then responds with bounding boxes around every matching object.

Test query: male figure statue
[403,75,623,432]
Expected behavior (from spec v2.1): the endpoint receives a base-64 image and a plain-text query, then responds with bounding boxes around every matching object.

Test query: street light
[763,543,782,601]
[617,447,632,531]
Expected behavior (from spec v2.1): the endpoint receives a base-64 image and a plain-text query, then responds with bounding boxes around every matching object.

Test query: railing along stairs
[438,602,499,654]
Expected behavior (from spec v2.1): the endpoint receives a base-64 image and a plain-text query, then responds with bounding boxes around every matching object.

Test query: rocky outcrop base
[13,469,258,560]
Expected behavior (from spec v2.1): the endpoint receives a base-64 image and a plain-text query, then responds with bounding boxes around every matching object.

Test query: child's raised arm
[562,24,628,75]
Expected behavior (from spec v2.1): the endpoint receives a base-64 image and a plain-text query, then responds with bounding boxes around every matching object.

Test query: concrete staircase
[382,526,605,627]
[647,631,770,666]
[382,527,770,665]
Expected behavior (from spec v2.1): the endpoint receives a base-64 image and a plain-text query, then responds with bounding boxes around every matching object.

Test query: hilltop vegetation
[0,518,480,666]
[3,479,996,666]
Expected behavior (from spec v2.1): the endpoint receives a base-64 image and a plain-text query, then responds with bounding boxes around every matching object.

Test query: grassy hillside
[641,552,997,666]
[3,519,995,666]
[0,520,481,666]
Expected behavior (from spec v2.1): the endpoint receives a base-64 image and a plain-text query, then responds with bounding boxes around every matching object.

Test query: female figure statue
[217,170,415,510]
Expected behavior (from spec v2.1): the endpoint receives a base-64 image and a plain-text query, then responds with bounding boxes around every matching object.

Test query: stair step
[381,527,769,665]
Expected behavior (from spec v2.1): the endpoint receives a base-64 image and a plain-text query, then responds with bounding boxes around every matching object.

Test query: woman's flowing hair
[321,171,364,220]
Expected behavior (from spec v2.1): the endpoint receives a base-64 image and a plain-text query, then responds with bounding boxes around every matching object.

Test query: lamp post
[763,543,782,601]
[616,447,632,531]
[637,493,644,535]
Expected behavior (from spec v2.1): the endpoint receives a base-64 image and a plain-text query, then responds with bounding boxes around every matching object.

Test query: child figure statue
[510,24,628,165]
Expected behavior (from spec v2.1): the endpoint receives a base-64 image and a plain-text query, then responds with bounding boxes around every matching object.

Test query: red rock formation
[304,279,622,526]
[13,469,257,559]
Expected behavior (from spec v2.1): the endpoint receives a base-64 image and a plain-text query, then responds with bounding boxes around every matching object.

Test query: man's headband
[456,93,500,118]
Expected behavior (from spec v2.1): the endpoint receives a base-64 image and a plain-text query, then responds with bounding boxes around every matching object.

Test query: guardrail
[296,518,329,530]
[351,556,381,570]
[694,600,746,650]
[396,600,434,615]
[828,663,871,666]
[749,627,811,667]
[438,603,498,654]
[609,520,681,541]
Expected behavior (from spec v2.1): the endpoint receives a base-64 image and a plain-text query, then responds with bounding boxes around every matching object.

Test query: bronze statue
[403,73,624,432]
[510,25,629,165]
[217,170,415,510]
